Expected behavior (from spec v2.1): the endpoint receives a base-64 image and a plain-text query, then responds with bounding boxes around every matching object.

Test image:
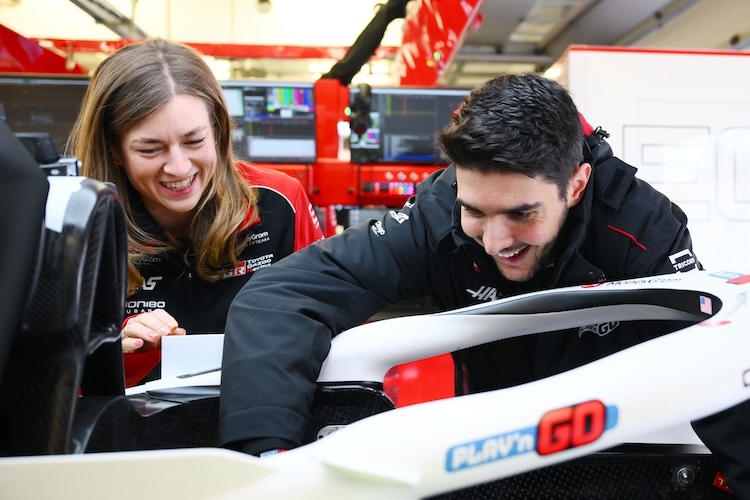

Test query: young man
[218,73,749,493]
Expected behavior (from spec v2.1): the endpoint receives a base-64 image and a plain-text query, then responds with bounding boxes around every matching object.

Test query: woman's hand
[121,309,187,353]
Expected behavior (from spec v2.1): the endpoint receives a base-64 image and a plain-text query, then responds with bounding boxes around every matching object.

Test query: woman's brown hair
[68,38,258,295]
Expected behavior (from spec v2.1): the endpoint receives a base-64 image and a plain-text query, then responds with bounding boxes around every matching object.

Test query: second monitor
[349,86,470,165]
[222,81,316,164]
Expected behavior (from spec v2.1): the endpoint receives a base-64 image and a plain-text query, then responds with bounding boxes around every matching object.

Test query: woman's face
[117,94,217,237]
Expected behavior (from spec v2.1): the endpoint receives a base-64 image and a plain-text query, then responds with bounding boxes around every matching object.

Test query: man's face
[456,165,590,282]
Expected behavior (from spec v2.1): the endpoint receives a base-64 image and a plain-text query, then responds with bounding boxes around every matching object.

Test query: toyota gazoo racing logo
[445,400,618,472]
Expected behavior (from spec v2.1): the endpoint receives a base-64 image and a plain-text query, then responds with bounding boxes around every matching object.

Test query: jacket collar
[415,163,594,275]
[414,165,461,252]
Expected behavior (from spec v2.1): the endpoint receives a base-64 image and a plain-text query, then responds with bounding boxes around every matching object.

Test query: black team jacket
[124,162,323,386]
[220,133,749,496]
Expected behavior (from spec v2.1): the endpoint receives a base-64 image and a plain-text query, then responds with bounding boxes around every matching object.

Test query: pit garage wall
[554,46,750,273]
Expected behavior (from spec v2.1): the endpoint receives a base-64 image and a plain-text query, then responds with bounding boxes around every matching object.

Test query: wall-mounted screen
[0,75,89,153]
[349,86,469,165]
[221,81,316,164]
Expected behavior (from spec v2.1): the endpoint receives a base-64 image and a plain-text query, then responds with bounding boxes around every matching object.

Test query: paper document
[125,334,224,397]
[161,333,224,378]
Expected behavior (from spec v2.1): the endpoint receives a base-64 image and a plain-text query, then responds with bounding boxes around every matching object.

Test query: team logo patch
[466,285,498,301]
[388,210,409,224]
[668,249,697,272]
[249,230,270,246]
[370,221,386,236]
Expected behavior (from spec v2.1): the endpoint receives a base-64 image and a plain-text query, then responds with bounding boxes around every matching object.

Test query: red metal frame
[396,0,484,86]
[0,25,88,74]
[313,79,350,160]
[28,37,399,61]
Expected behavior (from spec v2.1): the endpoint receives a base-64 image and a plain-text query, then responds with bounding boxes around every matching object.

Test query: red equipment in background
[309,78,456,406]
[396,0,484,86]
[0,25,88,74]
[358,164,436,207]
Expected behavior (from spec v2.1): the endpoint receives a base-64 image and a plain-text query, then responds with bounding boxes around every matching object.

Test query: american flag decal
[700,295,713,315]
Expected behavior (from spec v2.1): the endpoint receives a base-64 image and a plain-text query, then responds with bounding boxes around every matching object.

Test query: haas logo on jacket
[466,286,499,301]
[141,276,162,291]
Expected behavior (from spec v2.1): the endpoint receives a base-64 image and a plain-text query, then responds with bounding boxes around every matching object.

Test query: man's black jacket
[219,135,748,495]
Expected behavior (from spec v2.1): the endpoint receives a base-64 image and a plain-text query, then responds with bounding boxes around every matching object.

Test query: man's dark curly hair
[437,73,584,199]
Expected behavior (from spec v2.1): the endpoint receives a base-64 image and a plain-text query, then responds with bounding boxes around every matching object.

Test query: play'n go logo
[445,400,618,472]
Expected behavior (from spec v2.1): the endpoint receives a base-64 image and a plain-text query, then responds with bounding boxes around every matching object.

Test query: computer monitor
[1,76,318,165]
[221,81,316,164]
[349,86,469,165]
[0,74,89,154]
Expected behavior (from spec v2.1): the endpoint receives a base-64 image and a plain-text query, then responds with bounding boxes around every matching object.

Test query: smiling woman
[67,39,324,386]
[114,94,217,238]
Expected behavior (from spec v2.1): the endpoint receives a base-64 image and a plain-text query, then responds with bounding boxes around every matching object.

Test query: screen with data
[349,86,469,165]
[221,81,316,163]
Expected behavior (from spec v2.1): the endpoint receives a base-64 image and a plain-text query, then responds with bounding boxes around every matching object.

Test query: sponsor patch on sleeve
[668,249,697,272]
